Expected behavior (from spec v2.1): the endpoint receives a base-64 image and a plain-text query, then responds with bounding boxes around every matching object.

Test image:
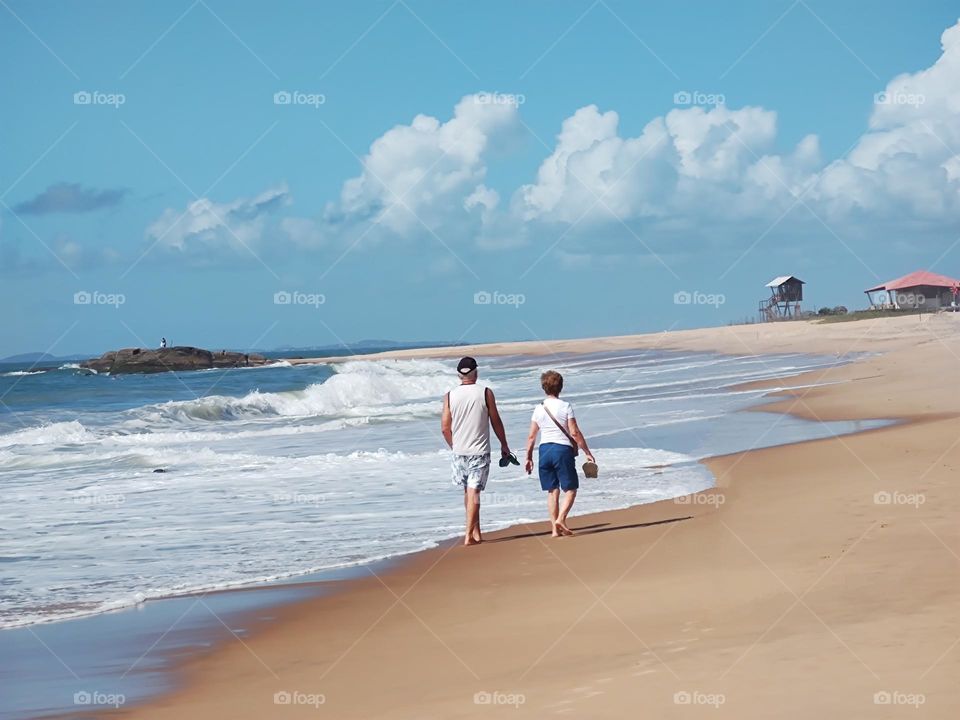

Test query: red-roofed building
[865,270,960,310]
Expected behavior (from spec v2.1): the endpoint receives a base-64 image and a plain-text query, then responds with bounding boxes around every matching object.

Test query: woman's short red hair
[541,370,563,396]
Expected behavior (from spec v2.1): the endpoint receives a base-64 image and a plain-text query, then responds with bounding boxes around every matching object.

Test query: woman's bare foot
[556,522,575,536]
[464,537,482,546]
[551,525,561,538]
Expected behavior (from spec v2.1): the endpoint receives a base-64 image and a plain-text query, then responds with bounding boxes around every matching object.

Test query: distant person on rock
[160,337,167,349]
[441,356,513,546]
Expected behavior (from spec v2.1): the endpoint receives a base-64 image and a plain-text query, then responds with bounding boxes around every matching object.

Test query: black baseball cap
[456,356,478,375]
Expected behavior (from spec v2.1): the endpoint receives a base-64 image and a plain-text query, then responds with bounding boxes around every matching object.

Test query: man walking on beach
[441,357,512,546]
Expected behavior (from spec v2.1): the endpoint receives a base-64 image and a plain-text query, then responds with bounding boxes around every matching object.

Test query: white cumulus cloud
[810,21,960,222]
[328,93,519,237]
[145,184,289,253]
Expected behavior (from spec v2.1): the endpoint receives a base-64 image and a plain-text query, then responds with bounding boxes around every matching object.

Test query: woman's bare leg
[547,488,561,536]
[557,490,577,535]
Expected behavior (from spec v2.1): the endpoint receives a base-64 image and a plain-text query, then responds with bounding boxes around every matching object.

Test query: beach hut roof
[765,275,804,287]
[865,270,960,293]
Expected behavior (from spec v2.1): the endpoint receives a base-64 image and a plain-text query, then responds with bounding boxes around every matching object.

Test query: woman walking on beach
[524,370,595,537]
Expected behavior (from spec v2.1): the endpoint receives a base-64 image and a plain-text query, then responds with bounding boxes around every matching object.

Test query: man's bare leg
[473,495,482,543]
[464,488,482,545]
[557,489,577,535]
[547,488,561,537]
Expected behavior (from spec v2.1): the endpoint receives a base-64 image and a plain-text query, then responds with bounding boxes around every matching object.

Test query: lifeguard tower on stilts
[759,276,805,321]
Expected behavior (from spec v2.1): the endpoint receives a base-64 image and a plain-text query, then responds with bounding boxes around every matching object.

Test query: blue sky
[2,0,959,357]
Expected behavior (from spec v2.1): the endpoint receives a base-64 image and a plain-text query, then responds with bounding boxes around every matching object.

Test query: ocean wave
[55,362,98,374]
[0,420,95,447]
[137,358,454,423]
[1,369,47,377]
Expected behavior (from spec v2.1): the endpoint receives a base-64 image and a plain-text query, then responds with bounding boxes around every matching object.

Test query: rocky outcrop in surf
[81,347,271,374]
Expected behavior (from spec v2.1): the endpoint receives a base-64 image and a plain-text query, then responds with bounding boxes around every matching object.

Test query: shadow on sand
[489,515,692,543]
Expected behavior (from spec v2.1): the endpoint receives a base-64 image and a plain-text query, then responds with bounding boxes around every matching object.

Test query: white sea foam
[0,420,95,447]
[138,359,453,422]
[0,445,709,629]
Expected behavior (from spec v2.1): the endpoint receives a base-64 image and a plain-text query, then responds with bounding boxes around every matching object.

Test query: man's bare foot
[556,522,575,536]
[472,531,483,543]
[464,538,482,546]
[551,526,561,538]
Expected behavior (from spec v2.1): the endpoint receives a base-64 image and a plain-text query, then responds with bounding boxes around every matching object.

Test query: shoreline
[123,316,959,718]
[289,313,951,365]
[15,315,960,718]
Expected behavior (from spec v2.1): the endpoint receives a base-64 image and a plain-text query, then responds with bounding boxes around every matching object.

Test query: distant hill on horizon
[2,341,466,364]
[0,352,88,365]
[268,340,467,354]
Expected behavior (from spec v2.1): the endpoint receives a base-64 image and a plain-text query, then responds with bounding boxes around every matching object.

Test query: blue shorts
[538,443,579,492]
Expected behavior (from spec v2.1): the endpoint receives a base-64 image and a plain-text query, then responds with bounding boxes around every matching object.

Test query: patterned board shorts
[451,453,491,491]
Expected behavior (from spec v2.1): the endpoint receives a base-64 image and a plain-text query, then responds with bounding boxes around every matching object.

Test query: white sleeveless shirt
[448,383,490,456]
